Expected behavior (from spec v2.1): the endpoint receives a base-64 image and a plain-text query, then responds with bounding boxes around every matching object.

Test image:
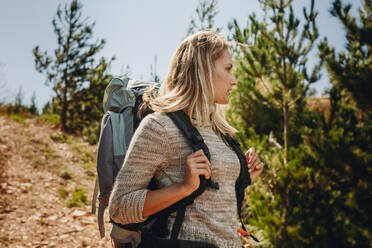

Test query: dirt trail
[0,115,112,247]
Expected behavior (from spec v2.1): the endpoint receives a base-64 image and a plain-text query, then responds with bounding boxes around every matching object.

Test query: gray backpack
[91,77,159,243]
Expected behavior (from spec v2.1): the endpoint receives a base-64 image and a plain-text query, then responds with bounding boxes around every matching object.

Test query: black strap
[222,135,251,235]
[170,206,186,240]
[132,94,142,130]
[163,111,220,240]
[166,111,211,158]
[167,111,219,191]
[150,213,169,237]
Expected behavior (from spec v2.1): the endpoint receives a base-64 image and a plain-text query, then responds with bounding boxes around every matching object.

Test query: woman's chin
[214,96,230,105]
[216,100,229,105]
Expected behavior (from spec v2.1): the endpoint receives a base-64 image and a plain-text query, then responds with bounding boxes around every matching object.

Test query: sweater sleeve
[109,114,169,224]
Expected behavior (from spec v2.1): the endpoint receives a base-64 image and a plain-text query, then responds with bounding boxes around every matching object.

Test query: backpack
[92,77,160,240]
[92,77,258,247]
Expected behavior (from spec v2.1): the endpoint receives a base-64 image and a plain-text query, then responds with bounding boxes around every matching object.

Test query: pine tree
[0,64,6,104]
[150,55,161,83]
[319,0,372,113]
[304,0,372,246]
[230,0,322,164]
[73,57,114,144]
[14,86,24,108]
[12,86,28,114]
[29,92,38,115]
[227,1,335,247]
[186,0,221,35]
[33,0,106,132]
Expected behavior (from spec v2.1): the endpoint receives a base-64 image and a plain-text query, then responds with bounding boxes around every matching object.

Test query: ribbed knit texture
[109,112,242,248]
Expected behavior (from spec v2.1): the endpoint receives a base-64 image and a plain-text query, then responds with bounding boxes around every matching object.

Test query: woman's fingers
[193,160,211,178]
[188,150,210,165]
[186,150,211,179]
[246,147,255,168]
[246,147,264,171]
[255,161,264,169]
[184,150,212,192]
[252,159,260,168]
[189,155,209,164]
[191,167,211,179]
[250,157,258,166]
[191,149,205,157]
[249,161,264,173]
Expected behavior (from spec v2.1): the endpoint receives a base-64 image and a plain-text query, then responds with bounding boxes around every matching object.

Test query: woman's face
[212,49,238,104]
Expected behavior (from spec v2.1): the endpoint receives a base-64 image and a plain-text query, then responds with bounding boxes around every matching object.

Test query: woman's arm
[109,115,170,224]
[109,114,211,224]
[142,182,189,217]
[143,149,211,217]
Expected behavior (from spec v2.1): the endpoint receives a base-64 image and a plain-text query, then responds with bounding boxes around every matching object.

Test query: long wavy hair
[141,31,237,136]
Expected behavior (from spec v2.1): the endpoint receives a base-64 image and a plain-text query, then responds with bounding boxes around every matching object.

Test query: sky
[0,0,362,111]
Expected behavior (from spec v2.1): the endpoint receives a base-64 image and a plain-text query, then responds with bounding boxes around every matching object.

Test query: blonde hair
[142,31,237,136]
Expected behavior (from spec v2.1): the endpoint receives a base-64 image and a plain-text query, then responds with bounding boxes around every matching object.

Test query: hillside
[0,114,112,247]
[0,113,259,248]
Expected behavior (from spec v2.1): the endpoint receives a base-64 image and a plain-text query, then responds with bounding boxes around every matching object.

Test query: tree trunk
[61,85,68,132]
[283,102,289,165]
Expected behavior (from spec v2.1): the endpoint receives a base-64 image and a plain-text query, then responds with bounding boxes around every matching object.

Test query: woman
[109,31,264,248]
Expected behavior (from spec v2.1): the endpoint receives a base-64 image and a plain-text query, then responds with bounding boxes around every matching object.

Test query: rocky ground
[0,114,112,247]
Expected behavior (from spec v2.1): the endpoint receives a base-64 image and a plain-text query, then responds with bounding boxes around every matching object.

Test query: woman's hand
[142,149,210,217]
[183,149,211,194]
[246,147,264,183]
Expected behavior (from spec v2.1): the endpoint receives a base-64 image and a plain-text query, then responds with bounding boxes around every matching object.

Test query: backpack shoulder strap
[222,135,251,233]
[164,110,220,240]
[166,110,220,191]
[223,135,251,189]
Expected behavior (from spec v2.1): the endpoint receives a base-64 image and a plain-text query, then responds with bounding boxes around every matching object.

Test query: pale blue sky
[0,0,361,110]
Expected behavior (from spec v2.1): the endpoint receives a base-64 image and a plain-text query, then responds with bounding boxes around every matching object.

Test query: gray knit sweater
[109,112,242,248]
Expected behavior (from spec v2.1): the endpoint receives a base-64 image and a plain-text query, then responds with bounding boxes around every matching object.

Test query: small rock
[80,217,95,225]
[47,215,58,221]
[71,224,84,231]
[29,213,41,221]
[72,210,88,218]
[59,217,69,223]
[21,183,32,188]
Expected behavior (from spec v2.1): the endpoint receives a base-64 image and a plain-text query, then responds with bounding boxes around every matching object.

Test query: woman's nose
[231,75,238,86]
